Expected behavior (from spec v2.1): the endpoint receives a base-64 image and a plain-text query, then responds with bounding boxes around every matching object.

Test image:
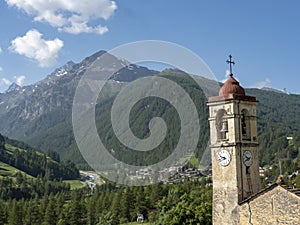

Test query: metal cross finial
[226,55,235,76]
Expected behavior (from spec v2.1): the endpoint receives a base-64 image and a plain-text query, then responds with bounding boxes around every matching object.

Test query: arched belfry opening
[216,109,228,141]
[241,109,251,140]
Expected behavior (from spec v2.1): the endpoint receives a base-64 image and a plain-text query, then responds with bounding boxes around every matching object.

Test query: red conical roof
[219,75,245,97]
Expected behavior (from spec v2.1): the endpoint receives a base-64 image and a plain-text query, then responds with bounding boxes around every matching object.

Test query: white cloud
[220,70,230,83]
[6,0,117,35]
[225,69,230,76]
[251,78,271,89]
[2,78,11,85]
[0,76,26,89]
[60,22,108,35]
[14,75,26,86]
[10,29,63,67]
[0,47,2,54]
[220,70,239,83]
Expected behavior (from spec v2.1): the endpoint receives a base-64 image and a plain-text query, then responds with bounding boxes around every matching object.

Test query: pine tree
[134,187,148,220]
[69,191,87,225]
[97,211,118,225]
[110,190,122,217]
[120,187,135,222]
[43,195,57,225]
[7,200,22,225]
[26,196,43,225]
[86,197,97,225]
[0,200,7,225]
[149,183,165,207]
[57,203,70,225]
[0,134,4,149]
[40,194,49,219]
[55,193,65,221]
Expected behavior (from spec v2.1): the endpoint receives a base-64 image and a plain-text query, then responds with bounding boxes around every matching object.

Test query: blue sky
[0,0,299,94]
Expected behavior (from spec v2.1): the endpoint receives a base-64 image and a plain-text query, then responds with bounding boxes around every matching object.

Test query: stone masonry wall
[240,186,300,225]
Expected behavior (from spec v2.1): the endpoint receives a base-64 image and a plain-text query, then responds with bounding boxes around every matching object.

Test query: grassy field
[63,180,86,190]
[2,143,88,190]
[0,161,33,178]
[5,143,26,153]
[121,223,151,225]
[0,161,86,190]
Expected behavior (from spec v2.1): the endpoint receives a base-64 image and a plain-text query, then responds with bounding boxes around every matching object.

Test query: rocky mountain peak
[50,60,75,77]
[0,49,158,144]
[6,82,21,93]
[37,61,75,86]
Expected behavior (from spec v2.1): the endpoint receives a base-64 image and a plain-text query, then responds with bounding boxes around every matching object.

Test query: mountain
[6,82,21,93]
[0,50,158,163]
[261,87,287,94]
[37,60,75,86]
[0,50,299,168]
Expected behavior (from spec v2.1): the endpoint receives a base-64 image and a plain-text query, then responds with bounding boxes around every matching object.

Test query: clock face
[217,149,231,166]
[243,150,253,167]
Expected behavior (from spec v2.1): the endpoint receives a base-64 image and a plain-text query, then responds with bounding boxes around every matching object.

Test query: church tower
[207,56,260,224]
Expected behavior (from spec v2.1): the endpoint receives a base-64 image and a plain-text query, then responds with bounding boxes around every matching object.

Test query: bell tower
[207,56,260,225]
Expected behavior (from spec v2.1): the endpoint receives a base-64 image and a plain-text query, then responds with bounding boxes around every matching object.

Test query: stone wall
[240,185,300,225]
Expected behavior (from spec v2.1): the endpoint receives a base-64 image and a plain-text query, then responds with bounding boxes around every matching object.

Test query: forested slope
[23,71,300,171]
[0,133,80,200]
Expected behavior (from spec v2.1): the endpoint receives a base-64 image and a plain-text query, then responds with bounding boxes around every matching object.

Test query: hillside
[0,133,80,200]
[247,89,300,170]
[0,51,299,225]
[0,161,33,179]
[0,134,79,180]
[0,50,299,170]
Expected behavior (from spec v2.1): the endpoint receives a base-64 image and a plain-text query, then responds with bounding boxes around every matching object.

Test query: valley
[0,50,299,224]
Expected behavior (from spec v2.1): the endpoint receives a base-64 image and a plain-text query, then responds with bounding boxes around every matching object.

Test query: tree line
[0,134,79,180]
[0,179,212,225]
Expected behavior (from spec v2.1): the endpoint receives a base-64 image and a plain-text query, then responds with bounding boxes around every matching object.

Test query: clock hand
[219,156,226,161]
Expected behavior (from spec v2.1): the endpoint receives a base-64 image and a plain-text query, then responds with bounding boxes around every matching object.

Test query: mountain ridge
[0,50,298,168]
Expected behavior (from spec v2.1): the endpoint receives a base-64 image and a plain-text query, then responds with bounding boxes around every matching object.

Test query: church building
[207,56,300,225]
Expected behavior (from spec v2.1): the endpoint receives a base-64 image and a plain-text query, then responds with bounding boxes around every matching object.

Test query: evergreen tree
[134,187,148,220]
[55,193,65,221]
[7,200,23,225]
[120,187,135,222]
[43,195,57,225]
[40,194,49,218]
[86,197,97,225]
[149,183,165,207]
[0,134,4,149]
[57,204,70,225]
[69,191,86,225]
[110,190,122,218]
[0,200,7,225]
[97,211,118,225]
[26,196,43,225]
